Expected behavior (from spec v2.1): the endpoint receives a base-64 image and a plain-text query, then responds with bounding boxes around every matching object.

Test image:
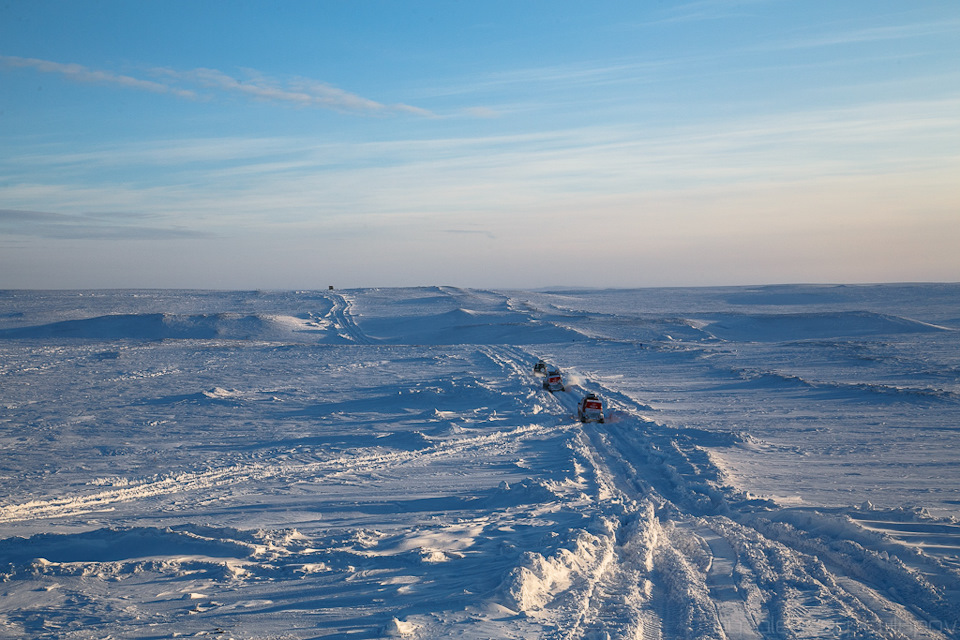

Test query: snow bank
[501,527,614,612]
[621,500,662,572]
[655,543,725,640]
[382,617,418,636]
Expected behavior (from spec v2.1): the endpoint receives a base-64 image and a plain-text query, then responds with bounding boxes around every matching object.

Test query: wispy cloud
[0,55,197,98]
[0,208,210,240]
[0,55,433,116]
[152,66,434,116]
[417,57,682,105]
[757,19,960,52]
[643,0,771,25]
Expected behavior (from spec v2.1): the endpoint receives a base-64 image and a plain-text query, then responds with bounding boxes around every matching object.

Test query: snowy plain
[0,284,958,639]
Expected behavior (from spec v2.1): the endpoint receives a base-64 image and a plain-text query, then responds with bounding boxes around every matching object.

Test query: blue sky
[1,1,958,289]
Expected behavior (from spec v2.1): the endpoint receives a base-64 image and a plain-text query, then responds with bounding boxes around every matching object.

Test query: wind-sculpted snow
[0,525,257,565]
[721,367,960,404]
[0,285,958,639]
[357,301,586,344]
[0,312,345,342]
[701,310,953,343]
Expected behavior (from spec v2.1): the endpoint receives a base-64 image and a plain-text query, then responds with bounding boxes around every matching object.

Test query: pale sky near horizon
[1,1,958,289]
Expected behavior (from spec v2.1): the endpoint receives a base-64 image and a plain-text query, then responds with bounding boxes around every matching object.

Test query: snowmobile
[577,393,604,423]
[543,367,564,392]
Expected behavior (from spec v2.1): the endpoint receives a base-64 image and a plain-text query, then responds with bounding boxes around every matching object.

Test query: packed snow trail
[324,291,376,344]
[472,344,959,640]
[620,382,949,636]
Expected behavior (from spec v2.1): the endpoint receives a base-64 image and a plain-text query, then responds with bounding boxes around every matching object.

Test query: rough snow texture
[0,284,958,639]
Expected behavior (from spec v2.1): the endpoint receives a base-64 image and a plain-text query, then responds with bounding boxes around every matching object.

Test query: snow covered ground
[0,285,958,639]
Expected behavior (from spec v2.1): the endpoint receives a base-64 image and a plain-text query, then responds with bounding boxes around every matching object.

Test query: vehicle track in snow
[479,345,665,640]
[324,292,375,344]
[488,345,959,640]
[582,384,956,640]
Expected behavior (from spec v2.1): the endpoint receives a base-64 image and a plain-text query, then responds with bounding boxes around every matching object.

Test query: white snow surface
[0,284,958,639]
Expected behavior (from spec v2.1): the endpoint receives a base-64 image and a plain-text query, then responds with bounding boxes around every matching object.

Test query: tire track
[325,292,375,344]
[695,524,763,640]
[486,346,958,640]
[488,346,667,640]
[583,378,958,640]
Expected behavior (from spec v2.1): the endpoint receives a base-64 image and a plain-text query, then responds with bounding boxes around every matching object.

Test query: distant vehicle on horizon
[577,393,604,423]
[543,367,564,392]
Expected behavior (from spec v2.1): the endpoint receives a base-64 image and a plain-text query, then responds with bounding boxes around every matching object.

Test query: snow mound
[486,478,560,507]
[382,617,418,636]
[143,386,252,405]
[501,528,613,612]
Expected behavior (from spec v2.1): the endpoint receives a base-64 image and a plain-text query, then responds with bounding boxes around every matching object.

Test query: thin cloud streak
[447,16,960,100]
[155,66,434,116]
[1,55,433,116]
[0,208,211,240]
[640,0,771,25]
[755,19,960,52]
[420,57,683,101]
[10,137,302,170]
[0,55,197,98]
